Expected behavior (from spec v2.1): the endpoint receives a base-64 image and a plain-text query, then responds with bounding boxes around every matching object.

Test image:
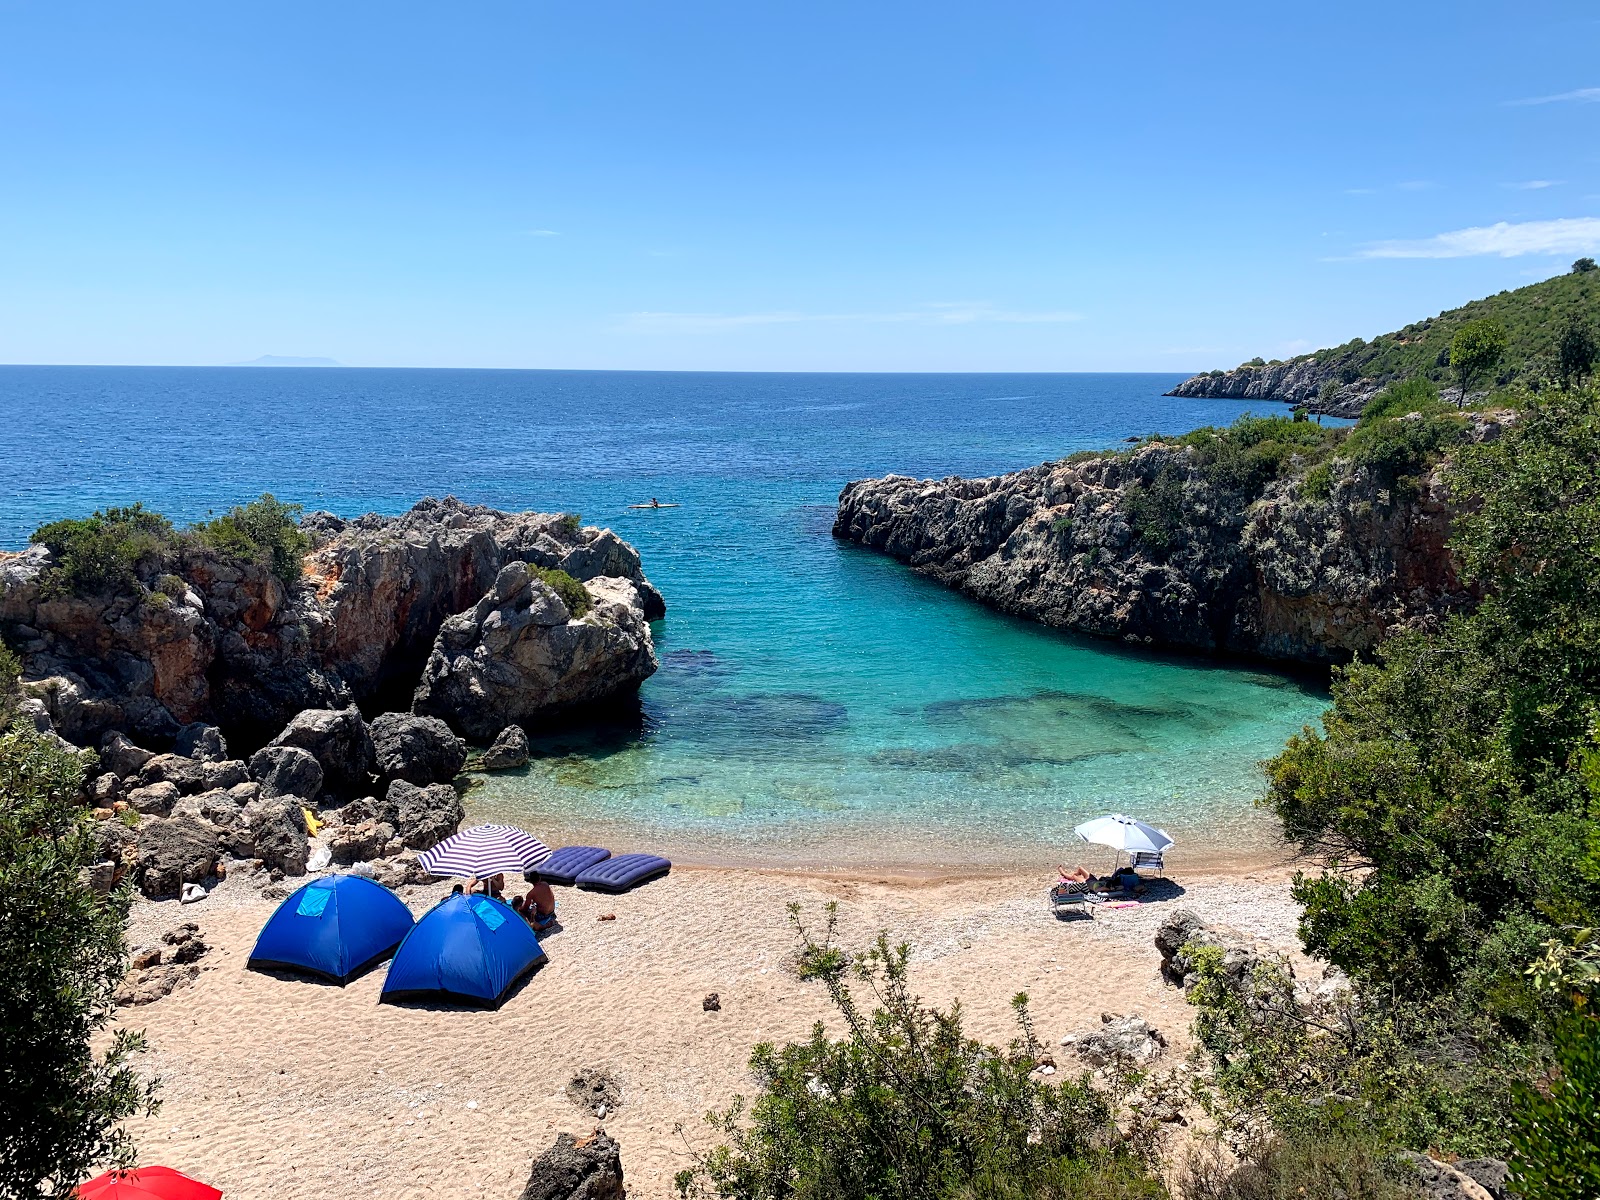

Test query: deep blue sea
[0,367,1327,869]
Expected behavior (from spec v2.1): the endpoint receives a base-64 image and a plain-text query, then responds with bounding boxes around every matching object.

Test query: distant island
[229,354,344,367]
[1169,257,1600,415]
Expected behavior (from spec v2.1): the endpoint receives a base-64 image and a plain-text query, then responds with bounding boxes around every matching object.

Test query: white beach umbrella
[1073,813,1174,855]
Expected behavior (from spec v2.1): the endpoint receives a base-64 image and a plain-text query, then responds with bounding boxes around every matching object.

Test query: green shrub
[556,513,582,535]
[1180,1134,1412,1200]
[1174,415,1337,496]
[675,906,1164,1200]
[1359,376,1445,422]
[532,566,592,618]
[155,573,187,599]
[1064,449,1104,465]
[1123,468,1187,553]
[1050,516,1073,537]
[30,505,175,598]
[0,722,159,1194]
[1301,463,1334,502]
[193,493,310,586]
[1509,1015,1600,1200]
[140,590,171,611]
[0,641,19,725]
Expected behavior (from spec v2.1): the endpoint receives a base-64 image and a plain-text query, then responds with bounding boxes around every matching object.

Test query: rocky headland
[0,496,664,900]
[1166,359,1371,418]
[834,418,1504,664]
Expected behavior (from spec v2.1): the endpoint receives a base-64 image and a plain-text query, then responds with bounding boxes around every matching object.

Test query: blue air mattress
[531,845,612,886]
[575,853,672,893]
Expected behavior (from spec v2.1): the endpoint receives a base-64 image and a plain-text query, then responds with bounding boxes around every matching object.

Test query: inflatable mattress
[575,853,672,893]
[530,845,611,886]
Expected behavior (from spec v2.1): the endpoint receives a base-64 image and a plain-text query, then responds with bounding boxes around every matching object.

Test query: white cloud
[1359,217,1600,259]
[1343,187,1377,195]
[1509,86,1600,106]
[622,303,1082,334]
[1505,179,1561,190]
[521,229,560,237]
[1396,180,1436,192]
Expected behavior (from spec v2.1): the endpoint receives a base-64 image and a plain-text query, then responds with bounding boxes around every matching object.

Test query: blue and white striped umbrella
[418,824,551,879]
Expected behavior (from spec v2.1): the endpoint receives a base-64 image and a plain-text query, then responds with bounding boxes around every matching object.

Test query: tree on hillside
[0,717,159,1197]
[1573,257,1598,274]
[1449,318,1508,407]
[1557,318,1599,390]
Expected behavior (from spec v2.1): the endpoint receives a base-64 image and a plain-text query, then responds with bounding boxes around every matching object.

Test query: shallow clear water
[1,367,1327,869]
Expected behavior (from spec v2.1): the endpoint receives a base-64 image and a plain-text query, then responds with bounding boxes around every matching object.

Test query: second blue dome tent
[380,892,548,1009]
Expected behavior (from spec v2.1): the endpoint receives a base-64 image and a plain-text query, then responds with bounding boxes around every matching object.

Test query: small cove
[1,366,1330,869]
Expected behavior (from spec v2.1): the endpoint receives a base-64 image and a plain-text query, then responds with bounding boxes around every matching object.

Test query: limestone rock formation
[1167,358,1371,417]
[519,1129,625,1200]
[482,724,530,770]
[174,721,228,762]
[248,744,323,803]
[412,563,658,741]
[383,780,464,851]
[1060,1013,1168,1071]
[1,497,664,750]
[136,814,220,898]
[833,432,1490,664]
[370,712,466,785]
[266,707,374,798]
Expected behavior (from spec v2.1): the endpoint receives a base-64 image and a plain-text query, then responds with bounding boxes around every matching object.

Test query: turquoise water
[0,367,1327,869]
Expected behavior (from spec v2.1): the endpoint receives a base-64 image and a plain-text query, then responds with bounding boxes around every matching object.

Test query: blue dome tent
[249,874,416,985]
[380,892,548,1009]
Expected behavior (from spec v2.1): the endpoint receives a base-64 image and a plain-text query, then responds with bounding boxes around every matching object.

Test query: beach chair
[1050,879,1094,919]
[1129,850,1166,879]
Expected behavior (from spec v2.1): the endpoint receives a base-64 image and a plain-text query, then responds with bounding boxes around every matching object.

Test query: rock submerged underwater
[833,436,1484,665]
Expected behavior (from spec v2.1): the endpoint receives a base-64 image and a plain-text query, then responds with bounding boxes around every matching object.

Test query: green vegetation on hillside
[29,493,310,597]
[1212,261,1600,396]
[531,565,593,618]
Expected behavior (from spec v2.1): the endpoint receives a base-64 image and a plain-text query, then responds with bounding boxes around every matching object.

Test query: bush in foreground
[0,719,158,1196]
[675,904,1164,1200]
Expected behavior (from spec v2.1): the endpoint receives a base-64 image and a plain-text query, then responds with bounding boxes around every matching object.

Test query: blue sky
[1,1,1597,371]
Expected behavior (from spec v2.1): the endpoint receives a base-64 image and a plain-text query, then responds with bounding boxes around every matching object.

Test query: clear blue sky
[1,1,1597,371]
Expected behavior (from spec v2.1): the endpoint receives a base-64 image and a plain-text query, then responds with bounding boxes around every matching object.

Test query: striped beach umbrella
[419,824,551,879]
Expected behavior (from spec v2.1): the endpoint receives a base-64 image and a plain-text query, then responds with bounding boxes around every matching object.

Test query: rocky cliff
[833,432,1495,665]
[1167,360,1371,418]
[0,496,664,748]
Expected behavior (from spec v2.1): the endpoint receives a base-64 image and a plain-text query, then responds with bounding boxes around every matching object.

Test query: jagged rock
[369,712,466,785]
[1155,909,1292,996]
[99,731,154,779]
[174,721,228,762]
[127,781,180,817]
[136,814,220,898]
[267,707,375,798]
[162,921,209,963]
[200,758,250,791]
[384,779,463,851]
[115,962,200,1006]
[89,772,122,806]
[248,744,324,802]
[412,563,658,741]
[1,499,663,752]
[366,849,429,889]
[1167,357,1372,417]
[565,1067,623,1117]
[833,427,1493,664]
[85,860,119,895]
[482,724,530,770]
[327,818,400,864]
[137,753,208,795]
[1060,1013,1167,1071]
[227,796,310,876]
[519,1129,625,1200]
[93,816,138,866]
[18,696,54,733]
[170,787,247,833]
[1400,1153,1506,1200]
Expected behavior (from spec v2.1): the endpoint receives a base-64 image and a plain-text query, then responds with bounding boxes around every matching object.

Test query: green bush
[1509,1015,1600,1200]
[1050,516,1073,537]
[676,905,1164,1200]
[30,504,175,598]
[1180,1134,1412,1200]
[556,513,582,535]
[1123,468,1187,553]
[532,566,592,618]
[192,493,310,586]
[1300,463,1334,503]
[0,722,159,1194]
[0,641,19,726]
[1174,415,1336,496]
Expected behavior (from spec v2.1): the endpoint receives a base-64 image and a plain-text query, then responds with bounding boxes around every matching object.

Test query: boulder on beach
[249,744,324,803]
[370,711,466,785]
[136,813,220,898]
[385,779,464,851]
[174,721,229,762]
[412,562,657,741]
[267,707,375,797]
[519,1129,625,1200]
[482,724,530,770]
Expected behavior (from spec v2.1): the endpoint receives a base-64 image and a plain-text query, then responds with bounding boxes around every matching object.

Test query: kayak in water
[628,499,680,509]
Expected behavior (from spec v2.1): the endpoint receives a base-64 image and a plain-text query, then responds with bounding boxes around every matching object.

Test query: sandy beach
[116,857,1307,1199]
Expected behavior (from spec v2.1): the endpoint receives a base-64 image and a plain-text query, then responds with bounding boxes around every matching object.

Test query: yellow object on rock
[302,806,323,836]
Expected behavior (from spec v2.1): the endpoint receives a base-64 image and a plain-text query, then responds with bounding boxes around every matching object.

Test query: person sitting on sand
[524,879,557,931]
[509,895,525,913]
[451,883,465,895]
[1058,864,1096,884]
